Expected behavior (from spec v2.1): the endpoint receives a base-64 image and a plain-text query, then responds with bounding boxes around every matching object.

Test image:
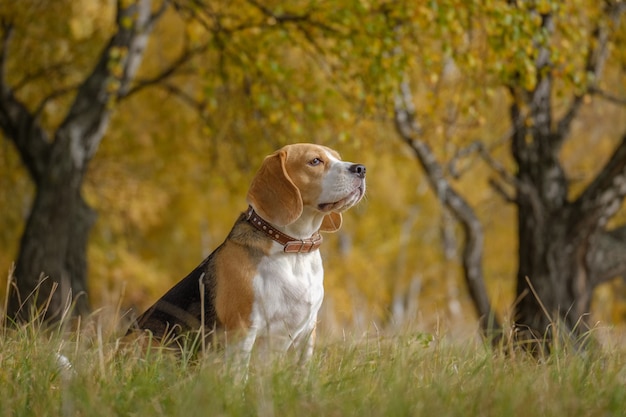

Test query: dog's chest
[251,251,324,337]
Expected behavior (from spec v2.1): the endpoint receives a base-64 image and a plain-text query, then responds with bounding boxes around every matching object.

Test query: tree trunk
[9,179,96,321]
[1,0,162,324]
[511,98,626,350]
[513,208,592,345]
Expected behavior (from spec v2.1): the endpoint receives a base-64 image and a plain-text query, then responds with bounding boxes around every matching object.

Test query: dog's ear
[320,212,342,232]
[247,150,303,227]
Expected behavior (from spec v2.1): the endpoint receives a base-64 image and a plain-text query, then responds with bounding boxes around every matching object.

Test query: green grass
[1,319,626,417]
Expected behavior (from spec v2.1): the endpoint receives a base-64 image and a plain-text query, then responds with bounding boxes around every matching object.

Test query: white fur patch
[242,250,323,358]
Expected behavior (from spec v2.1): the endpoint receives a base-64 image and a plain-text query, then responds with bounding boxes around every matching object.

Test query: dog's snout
[349,164,366,179]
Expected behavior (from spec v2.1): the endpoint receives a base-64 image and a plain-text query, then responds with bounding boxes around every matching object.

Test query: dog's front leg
[226,326,257,384]
[240,326,258,365]
[299,324,316,365]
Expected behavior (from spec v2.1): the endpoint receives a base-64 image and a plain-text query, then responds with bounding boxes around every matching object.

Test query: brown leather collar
[245,206,323,253]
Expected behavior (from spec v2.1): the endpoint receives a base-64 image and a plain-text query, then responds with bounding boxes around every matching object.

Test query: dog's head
[247,143,366,231]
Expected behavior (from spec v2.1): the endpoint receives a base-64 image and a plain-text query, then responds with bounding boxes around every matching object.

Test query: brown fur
[214,235,267,330]
[247,149,303,227]
[127,215,268,347]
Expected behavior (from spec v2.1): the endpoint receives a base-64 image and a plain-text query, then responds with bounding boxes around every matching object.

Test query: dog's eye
[308,158,323,166]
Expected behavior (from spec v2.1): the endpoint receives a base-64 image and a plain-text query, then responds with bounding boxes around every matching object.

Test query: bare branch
[122,42,209,99]
[488,178,516,203]
[246,0,311,24]
[57,0,164,170]
[0,91,51,183]
[394,77,423,137]
[150,0,169,26]
[245,0,341,34]
[589,87,626,106]
[153,82,219,136]
[394,79,501,338]
[587,226,626,286]
[157,82,205,112]
[0,19,51,182]
[555,95,584,140]
[448,138,516,186]
[571,131,626,233]
[447,134,548,217]
[12,61,74,93]
[175,3,262,34]
[32,85,80,119]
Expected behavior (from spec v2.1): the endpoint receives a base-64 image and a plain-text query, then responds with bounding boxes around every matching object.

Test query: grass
[1,314,626,417]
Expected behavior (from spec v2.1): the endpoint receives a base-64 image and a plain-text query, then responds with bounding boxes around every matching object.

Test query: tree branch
[587,226,626,286]
[394,80,501,338]
[154,81,215,132]
[527,12,554,146]
[118,0,169,97]
[0,18,51,183]
[0,91,52,183]
[508,89,530,166]
[448,138,516,186]
[32,85,81,119]
[571,132,626,233]
[488,178,516,203]
[589,87,626,106]
[245,0,341,34]
[246,0,311,24]
[556,2,624,139]
[448,137,520,203]
[123,41,209,99]
[150,0,170,26]
[12,61,73,93]
[56,0,165,171]
[173,1,260,34]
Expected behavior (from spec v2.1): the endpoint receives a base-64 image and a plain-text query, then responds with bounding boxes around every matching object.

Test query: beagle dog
[129,143,366,360]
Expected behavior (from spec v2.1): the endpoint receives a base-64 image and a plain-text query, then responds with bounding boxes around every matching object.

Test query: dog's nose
[349,164,366,179]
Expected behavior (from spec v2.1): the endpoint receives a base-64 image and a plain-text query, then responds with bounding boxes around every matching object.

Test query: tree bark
[513,133,626,342]
[9,175,96,320]
[511,6,626,348]
[1,0,163,323]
